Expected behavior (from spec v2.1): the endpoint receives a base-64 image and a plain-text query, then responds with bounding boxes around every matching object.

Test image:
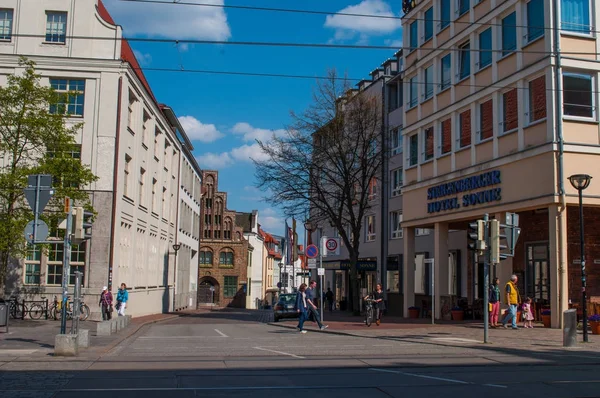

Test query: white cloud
[196,143,268,169]
[325,0,401,41]
[259,208,285,233]
[103,0,231,41]
[231,122,287,142]
[178,116,224,143]
[132,50,152,66]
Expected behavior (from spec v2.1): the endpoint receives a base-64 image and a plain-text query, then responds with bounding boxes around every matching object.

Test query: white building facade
[0,0,186,318]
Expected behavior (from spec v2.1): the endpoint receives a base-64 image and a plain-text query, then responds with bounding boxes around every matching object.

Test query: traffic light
[467,220,486,254]
[489,219,507,263]
[73,207,93,242]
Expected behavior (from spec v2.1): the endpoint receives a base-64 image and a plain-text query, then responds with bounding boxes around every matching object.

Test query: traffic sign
[323,237,340,256]
[24,175,54,214]
[317,268,325,276]
[306,244,318,258]
[24,220,49,243]
[307,258,317,269]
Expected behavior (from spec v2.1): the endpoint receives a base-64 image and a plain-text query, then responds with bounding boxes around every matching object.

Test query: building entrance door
[525,243,550,304]
[197,278,219,305]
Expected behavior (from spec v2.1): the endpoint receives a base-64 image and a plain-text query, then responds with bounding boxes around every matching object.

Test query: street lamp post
[568,174,592,343]
[304,220,313,285]
[172,243,181,313]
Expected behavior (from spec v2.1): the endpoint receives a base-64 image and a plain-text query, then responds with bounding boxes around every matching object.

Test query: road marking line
[253,346,305,359]
[214,329,228,338]
[369,368,506,388]
[373,344,392,347]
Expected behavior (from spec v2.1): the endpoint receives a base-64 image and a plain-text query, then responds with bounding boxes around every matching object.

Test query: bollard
[111,319,118,333]
[54,334,79,356]
[97,321,112,336]
[563,309,577,347]
[77,329,90,348]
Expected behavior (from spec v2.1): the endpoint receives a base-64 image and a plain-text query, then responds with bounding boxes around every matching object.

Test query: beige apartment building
[400,0,600,327]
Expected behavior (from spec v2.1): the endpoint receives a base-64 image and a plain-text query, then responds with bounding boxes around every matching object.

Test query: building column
[403,226,416,317]
[434,223,448,319]
[549,204,568,328]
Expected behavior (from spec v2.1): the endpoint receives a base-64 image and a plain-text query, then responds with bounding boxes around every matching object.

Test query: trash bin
[0,300,8,332]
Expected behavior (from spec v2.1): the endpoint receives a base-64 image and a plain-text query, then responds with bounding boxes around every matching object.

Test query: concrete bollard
[125,315,132,327]
[77,329,90,348]
[563,309,577,347]
[55,334,79,356]
[111,319,118,333]
[96,321,112,336]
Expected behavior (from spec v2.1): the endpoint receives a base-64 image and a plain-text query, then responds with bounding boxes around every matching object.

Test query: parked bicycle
[364,297,376,327]
[50,295,90,321]
[8,297,47,320]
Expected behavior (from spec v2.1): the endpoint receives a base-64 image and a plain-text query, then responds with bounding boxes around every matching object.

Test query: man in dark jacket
[306,280,328,330]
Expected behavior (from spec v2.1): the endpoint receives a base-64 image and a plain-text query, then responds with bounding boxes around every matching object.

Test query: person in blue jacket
[295,283,308,333]
[116,283,129,316]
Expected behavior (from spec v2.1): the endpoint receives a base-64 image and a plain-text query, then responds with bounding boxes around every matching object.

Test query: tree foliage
[254,69,383,312]
[0,57,98,291]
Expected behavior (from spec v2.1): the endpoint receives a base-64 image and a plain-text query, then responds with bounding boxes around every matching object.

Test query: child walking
[522,297,534,328]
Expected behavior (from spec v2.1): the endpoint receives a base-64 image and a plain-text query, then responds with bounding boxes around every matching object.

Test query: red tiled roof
[96,0,156,102]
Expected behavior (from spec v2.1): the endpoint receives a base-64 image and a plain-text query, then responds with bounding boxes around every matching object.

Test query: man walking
[501,274,521,329]
[306,280,328,330]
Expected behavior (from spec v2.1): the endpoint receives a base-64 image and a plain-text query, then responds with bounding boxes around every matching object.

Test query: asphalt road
[2,310,600,398]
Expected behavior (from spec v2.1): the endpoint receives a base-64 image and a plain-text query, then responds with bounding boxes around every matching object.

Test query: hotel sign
[427,170,502,214]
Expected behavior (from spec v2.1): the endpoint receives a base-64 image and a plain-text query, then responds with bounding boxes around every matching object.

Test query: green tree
[0,57,97,292]
[254,70,383,313]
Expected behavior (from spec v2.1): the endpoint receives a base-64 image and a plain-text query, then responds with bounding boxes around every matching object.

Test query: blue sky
[103,0,403,235]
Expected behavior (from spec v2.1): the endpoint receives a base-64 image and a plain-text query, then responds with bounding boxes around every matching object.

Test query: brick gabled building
[198,171,248,308]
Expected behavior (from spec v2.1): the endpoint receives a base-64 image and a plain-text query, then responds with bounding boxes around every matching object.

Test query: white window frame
[560,0,593,37]
[365,215,376,242]
[423,65,434,101]
[456,109,471,149]
[438,118,453,157]
[440,54,452,91]
[0,9,13,41]
[45,11,67,44]
[525,74,547,125]
[422,126,434,162]
[477,98,494,143]
[409,76,418,108]
[391,127,403,155]
[391,212,403,239]
[523,0,545,45]
[408,134,419,167]
[457,41,471,81]
[563,71,596,121]
[391,168,403,196]
[499,88,519,134]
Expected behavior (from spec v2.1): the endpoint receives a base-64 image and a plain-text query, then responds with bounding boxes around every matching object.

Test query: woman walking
[489,277,501,327]
[295,283,308,334]
[99,286,113,321]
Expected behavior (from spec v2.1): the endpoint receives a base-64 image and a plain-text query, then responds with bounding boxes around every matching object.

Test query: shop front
[323,258,377,311]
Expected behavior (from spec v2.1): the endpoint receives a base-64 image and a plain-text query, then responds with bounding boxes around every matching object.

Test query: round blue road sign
[306,244,318,258]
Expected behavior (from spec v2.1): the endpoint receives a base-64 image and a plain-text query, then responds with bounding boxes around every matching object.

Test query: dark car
[273,293,298,322]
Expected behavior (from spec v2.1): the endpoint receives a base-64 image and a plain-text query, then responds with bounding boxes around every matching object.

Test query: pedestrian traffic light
[73,206,93,242]
[467,220,486,254]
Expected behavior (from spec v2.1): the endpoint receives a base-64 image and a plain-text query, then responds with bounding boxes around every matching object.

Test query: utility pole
[60,197,73,334]
[482,214,490,344]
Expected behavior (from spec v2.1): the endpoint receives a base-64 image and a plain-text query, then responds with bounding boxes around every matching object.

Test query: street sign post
[424,258,435,325]
[23,174,54,244]
[306,244,318,259]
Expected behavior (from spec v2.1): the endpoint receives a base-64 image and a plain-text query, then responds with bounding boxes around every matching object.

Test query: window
[409,134,418,166]
[561,0,591,34]
[440,54,451,90]
[139,168,146,206]
[424,127,434,161]
[24,245,41,285]
[365,215,376,242]
[424,66,434,100]
[200,250,213,265]
[457,0,469,16]
[416,228,431,236]
[151,178,157,213]
[0,9,13,41]
[46,245,64,285]
[479,99,494,140]
[459,109,472,148]
[142,111,150,147]
[124,154,131,197]
[440,0,451,30]
[563,73,594,118]
[424,7,433,41]
[69,243,86,285]
[162,187,167,217]
[528,76,547,123]
[409,21,418,50]
[45,11,67,43]
[223,276,238,297]
[502,89,519,132]
[391,212,403,239]
[526,0,544,42]
[502,12,517,56]
[409,77,418,108]
[459,42,470,80]
[49,79,85,116]
[391,127,403,155]
[391,168,403,196]
[478,28,492,69]
[368,178,377,201]
[154,129,161,159]
[440,118,452,155]
[220,249,234,266]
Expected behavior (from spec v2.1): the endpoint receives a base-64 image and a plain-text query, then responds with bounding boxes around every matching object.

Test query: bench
[96,315,132,336]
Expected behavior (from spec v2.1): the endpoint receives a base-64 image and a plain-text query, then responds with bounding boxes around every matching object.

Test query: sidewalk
[0,312,178,359]
[270,310,600,352]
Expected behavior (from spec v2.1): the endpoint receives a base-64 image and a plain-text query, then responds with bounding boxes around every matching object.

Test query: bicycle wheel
[29,304,45,320]
[365,307,373,327]
[79,304,90,321]
[11,303,27,319]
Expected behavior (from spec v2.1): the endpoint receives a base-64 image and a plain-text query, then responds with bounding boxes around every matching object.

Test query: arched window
[219,248,234,266]
[224,217,233,240]
[200,249,213,266]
